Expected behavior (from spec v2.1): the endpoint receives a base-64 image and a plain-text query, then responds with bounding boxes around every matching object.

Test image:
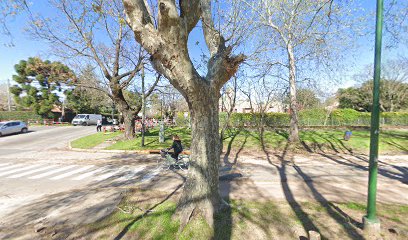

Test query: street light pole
[7,79,12,111]
[363,0,383,233]
[141,63,146,147]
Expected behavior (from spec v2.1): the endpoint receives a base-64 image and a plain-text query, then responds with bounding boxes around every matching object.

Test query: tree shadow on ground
[258,131,364,239]
[383,139,408,152]
[319,153,408,184]
[114,181,185,240]
[274,129,360,154]
[292,165,364,239]
[270,143,321,239]
[216,129,250,240]
[0,163,185,240]
[215,170,298,240]
[223,129,241,166]
[381,131,408,140]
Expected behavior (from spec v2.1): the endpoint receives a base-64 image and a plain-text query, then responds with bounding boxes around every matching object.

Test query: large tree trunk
[112,88,136,140]
[287,43,300,142]
[121,107,136,139]
[177,90,223,228]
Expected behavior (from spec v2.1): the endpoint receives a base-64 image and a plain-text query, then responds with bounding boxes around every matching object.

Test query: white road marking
[0,164,24,172]
[50,165,95,180]
[28,165,78,179]
[94,167,126,181]
[7,165,57,178]
[141,168,161,182]
[0,164,42,177]
[0,162,158,183]
[115,166,146,181]
[71,167,108,180]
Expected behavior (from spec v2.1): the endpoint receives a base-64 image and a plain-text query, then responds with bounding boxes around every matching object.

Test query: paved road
[0,126,161,239]
[1,126,407,239]
[0,126,94,155]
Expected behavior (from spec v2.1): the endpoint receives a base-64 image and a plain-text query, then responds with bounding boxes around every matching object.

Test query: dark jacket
[170,140,183,154]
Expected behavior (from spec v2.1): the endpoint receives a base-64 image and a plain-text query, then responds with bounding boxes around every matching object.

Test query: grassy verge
[29,123,71,127]
[70,131,122,149]
[106,127,408,154]
[106,127,192,151]
[64,188,408,240]
[223,128,408,154]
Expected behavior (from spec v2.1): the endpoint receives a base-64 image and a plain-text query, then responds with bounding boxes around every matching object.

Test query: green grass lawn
[223,128,408,154]
[106,127,408,154]
[70,131,123,149]
[67,192,408,240]
[106,127,192,151]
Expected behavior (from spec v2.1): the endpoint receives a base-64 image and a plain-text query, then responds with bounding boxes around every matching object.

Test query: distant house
[220,100,285,113]
[50,105,75,122]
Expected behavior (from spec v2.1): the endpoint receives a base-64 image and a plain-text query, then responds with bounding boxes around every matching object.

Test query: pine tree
[10,57,75,118]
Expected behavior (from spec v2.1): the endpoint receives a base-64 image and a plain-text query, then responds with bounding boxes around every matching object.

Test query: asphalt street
[0,126,160,239]
[0,126,407,239]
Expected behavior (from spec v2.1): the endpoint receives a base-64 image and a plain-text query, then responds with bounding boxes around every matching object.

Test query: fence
[221,109,408,128]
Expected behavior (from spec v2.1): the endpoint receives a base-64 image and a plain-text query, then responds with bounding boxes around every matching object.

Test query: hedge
[220,109,408,127]
[0,111,42,122]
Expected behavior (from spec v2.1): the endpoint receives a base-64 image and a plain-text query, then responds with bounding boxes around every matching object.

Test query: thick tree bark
[123,0,245,230]
[177,88,223,227]
[121,107,136,139]
[287,43,300,142]
[112,86,136,140]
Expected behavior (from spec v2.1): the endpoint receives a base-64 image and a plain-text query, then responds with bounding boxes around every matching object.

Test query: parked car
[0,121,28,137]
[71,114,102,126]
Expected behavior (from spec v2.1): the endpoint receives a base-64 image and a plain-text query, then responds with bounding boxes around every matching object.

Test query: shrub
[221,108,408,127]
[0,111,42,122]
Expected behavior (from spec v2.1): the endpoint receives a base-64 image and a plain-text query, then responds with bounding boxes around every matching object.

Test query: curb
[68,139,191,155]
[68,140,152,154]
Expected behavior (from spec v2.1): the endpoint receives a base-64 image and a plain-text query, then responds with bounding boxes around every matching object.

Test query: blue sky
[0,1,406,96]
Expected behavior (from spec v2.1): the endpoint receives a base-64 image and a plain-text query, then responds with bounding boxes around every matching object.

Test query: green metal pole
[366,0,384,222]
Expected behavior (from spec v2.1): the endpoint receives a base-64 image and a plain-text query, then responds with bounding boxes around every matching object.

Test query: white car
[0,121,28,137]
[71,114,102,126]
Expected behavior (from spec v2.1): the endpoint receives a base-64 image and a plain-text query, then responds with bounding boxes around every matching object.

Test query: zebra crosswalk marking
[0,164,42,177]
[7,165,57,179]
[141,168,161,181]
[0,163,161,183]
[0,163,24,172]
[71,167,108,181]
[93,167,126,181]
[28,165,78,179]
[115,166,146,181]
[50,165,95,180]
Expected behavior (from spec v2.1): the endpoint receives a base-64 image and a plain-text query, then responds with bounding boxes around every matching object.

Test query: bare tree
[26,0,159,139]
[65,65,112,114]
[0,0,28,46]
[384,0,408,47]
[243,0,358,142]
[123,0,245,227]
[240,75,279,146]
[0,83,14,111]
[219,75,239,142]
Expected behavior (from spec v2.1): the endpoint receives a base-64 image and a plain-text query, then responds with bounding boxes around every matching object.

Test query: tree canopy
[10,57,75,117]
[338,80,408,112]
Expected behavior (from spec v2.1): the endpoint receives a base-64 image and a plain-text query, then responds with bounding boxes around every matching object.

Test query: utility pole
[141,63,146,147]
[7,79,12,111]
[363,0,383,234]
[159,90,165,143]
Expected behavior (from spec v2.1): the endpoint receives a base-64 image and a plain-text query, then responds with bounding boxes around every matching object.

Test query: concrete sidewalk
[220,153,408,204]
